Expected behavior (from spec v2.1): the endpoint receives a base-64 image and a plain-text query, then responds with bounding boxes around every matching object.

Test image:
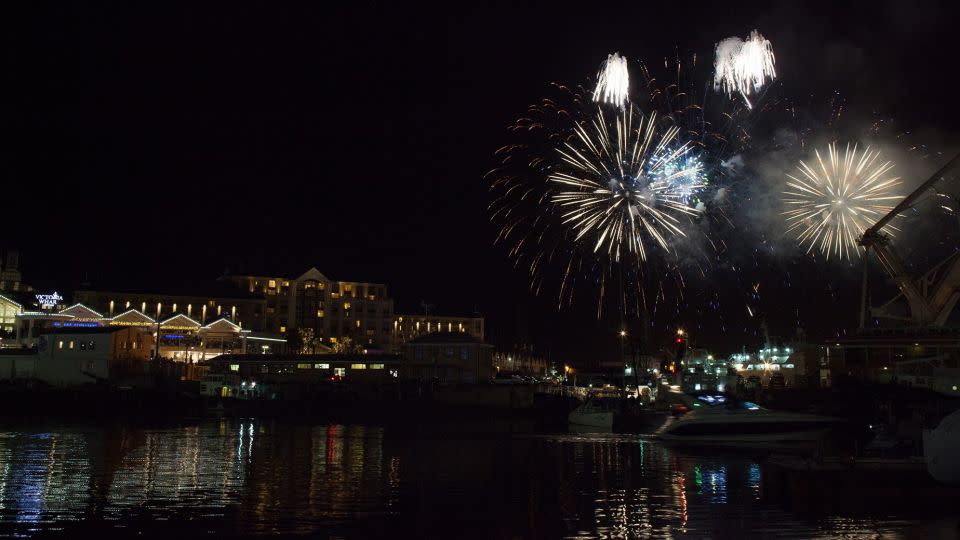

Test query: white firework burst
[713,30,776,108]
[592,52,629,109]
[783,142,902,260]
[549,106,704,262]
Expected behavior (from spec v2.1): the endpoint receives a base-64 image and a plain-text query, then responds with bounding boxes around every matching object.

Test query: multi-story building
[74,284,267,330]
[392,314,484,350]
[0,251,32,294]
[0,294,22,339]
[222,267,394,350]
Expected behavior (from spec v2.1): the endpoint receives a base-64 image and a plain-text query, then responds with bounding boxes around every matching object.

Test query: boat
[568,392,668,432]
[568,394,615,429]
[654,393,840,449]
[923,408,960,484]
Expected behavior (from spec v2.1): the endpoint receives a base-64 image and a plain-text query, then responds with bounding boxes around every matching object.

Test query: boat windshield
[693,394,762,410]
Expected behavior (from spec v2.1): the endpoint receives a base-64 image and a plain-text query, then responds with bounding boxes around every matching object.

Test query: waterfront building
[0,294,22,339]
[824,328,960,395]
[9,303,287,362]
[74,284,266,330]
[393,313,484,350]
[492,346,547,376]
[402,332,494,384]
[199,353,401,397]
[0,327,151,386]
[0,250,32,294]
[222,267,394,350]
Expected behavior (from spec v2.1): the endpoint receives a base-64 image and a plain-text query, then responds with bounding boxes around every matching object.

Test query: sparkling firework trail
[550,106,704,263]
[782,142,902,260]
[592,53,629,109]
[713,30,776,109]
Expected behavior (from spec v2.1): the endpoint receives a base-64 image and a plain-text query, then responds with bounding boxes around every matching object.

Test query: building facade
[73,287,266,330]
[402,332,494,384]
[0,251,32,294]
[393,314,484,350]
[223,267,394,350]
[0,294,21,339]
[0,327,151,387]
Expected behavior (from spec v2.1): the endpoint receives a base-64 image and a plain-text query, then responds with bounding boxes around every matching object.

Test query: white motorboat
[923,408,960,485]
[655,393,840,449]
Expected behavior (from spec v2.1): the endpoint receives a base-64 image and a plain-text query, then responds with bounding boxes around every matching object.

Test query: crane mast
[858,152,960,329]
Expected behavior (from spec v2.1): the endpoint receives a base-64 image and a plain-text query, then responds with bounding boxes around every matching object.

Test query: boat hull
[568,410,614,429]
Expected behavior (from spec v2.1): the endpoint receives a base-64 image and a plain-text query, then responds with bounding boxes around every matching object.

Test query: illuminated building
[9,303,286,362]
[74,283,266,329]
[824,331,960,395]
[392,313,484,351]
[492,345,547,376]
[402,332,494,384]
[0,250,32,294]
[222,267,394,349]
[0,327,151,386]
[0,294,22,339]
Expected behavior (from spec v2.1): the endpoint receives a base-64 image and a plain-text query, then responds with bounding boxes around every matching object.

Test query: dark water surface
[0,416,955,538]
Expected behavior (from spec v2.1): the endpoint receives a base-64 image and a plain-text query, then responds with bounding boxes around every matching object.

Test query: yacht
[655,393,840,449]
[923,409,960,485]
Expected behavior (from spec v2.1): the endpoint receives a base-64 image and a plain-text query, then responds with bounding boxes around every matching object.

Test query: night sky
[7,2,960,365]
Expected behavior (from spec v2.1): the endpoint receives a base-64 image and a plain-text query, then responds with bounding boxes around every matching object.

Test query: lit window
[351,363,366,370]
[268,280,277,288]
[280,326,286,333]
[355,320,360,328]
[317,310,324,317]
[314,363,330,369]
[329,337,338,343]
[69,341,75,349]
[334,367,346,377]
[297,363,312,369]
[344,302,351,311]
[58,340,64,349]
[230,364,240,372]
[370,363,384,370]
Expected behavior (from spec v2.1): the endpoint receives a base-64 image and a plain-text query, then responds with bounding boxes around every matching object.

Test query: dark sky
[6,2,960,365]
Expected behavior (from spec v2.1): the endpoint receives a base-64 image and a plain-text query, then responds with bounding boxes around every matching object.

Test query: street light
[619,329,627,337]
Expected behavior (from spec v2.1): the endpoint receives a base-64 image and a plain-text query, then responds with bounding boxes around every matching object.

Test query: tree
[293,328,320,355]
[332,336,363,354]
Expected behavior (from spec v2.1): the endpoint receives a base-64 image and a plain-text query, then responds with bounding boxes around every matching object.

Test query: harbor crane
[858,153,960,329]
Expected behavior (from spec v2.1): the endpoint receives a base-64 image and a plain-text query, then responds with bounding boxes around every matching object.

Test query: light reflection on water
[0,420,953,538]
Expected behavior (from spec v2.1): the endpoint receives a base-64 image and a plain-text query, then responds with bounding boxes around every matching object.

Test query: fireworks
[550,106,704,262]
[592,53,630,109]
[713,30,776,108]
[783,142,902,260]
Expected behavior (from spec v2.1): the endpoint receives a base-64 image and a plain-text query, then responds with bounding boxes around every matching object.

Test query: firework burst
[713,30,776,109]
[783,142,902,260]
[550,105,704,262]
[593,53,629,109]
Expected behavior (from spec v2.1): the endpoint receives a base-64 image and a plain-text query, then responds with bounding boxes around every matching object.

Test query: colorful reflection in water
[0,421,952,537]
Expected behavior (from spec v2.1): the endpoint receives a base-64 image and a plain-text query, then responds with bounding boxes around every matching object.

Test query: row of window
[230,362,386,372]
[58,340,97,351]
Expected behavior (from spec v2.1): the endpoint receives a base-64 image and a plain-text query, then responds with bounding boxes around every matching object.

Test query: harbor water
[0,416,956,538]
